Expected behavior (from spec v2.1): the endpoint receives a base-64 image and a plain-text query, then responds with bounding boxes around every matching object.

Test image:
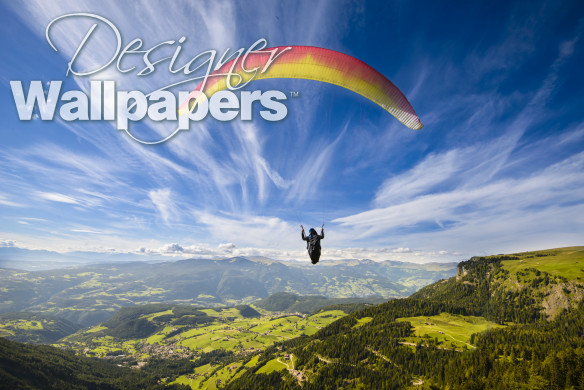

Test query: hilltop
[412,246,584,322]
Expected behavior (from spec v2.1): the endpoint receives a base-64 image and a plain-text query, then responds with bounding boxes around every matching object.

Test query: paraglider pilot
[301,224,324,264]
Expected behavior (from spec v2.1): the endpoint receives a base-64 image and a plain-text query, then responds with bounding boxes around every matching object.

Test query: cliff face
[416,248,584,322]
[455,263,469,281]
[541,281,584,318]
[455,256,500,282]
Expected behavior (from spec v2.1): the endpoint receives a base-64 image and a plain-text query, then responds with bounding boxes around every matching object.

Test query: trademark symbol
[289,91,300,97]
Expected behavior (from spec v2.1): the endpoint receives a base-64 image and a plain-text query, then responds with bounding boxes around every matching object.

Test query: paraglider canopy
[179,46,423,130]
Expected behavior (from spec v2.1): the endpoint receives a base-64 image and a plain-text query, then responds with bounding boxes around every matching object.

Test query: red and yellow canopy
[179,46,423,130]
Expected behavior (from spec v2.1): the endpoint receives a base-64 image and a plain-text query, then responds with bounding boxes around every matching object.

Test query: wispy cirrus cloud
[3,0,336,216]
[0,193,26,208]
[37,191,79,204]
[148,188,180,225]
[195,211,298,249]
[335,144,584,250]
[286,120,348,203]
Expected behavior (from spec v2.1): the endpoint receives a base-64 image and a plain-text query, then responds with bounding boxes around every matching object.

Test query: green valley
[58,304,348,361]
[0,247,583,389]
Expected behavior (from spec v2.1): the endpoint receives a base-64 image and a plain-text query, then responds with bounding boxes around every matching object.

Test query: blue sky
[0,0,583,263]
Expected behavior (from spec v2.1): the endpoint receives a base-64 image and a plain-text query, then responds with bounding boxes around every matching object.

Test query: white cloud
[218,242,236,251]
[286,121,348,203]
[71,228,104,234]
[148,188,178,225]
[375,148,465,206]
[161,243,184,253]
[0,240,16,247]
[0,194,26,208]
[37,191,79,204]
[196,212,298,249]
[131,241,450,263]
[19,217,48,222]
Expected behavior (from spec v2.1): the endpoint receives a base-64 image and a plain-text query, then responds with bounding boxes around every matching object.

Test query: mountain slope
[228,300,584,389]
[0,336,194,390]
[254,292,386,313]
[222,247,584,389]
[0,312,82,344]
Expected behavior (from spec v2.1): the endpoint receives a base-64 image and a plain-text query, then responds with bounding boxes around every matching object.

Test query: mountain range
[0,255,456,326]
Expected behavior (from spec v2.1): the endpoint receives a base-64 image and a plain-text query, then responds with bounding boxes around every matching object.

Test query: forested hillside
[229,299,584,389]
[0,337,193,389]
[0,312,82,344]
[412,247,584,322]
[225,247,584,389]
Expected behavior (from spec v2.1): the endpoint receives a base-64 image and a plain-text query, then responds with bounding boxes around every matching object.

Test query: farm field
[397,313,503,350]
[59,305,347,360]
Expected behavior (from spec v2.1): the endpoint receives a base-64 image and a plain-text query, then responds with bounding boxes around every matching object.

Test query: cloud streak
[37,192,79,204]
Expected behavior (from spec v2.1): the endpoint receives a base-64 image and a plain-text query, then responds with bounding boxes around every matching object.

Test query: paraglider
[301,224,324,264]
[178,46,423,263]
[179,45,423,130]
